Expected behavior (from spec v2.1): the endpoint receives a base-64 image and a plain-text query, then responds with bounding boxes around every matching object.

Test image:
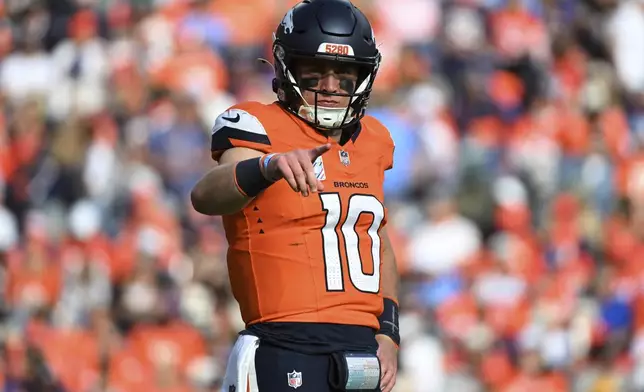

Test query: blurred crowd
[4,0,644,391]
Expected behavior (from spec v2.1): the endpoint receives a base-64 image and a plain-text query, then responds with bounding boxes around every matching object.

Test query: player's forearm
[190,163,252,216]
[191,147,269,216]
[378,228,401,346]
[380,228,399,301]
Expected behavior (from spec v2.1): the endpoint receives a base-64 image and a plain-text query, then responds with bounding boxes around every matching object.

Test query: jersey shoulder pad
[361,115,395,170]
[210,101,273,161]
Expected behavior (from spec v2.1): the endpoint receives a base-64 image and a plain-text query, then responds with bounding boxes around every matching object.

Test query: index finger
[308,143,332,161]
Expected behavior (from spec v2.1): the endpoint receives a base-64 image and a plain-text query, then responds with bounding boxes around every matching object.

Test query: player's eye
[300,77,320,90]
[339,78,356,94]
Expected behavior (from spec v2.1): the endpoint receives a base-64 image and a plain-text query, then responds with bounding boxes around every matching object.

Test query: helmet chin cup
[298,104,355,129]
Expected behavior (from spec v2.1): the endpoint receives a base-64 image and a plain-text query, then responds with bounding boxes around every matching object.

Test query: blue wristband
[262,153,277,172]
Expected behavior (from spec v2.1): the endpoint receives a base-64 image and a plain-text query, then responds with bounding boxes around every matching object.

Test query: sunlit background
[3,0,644,391]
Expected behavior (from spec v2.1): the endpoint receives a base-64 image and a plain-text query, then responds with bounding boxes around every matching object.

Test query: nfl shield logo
[339,150,350,166]
[287,370,302,389]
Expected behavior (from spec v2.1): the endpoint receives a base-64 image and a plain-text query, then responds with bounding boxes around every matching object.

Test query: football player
[191,1,399,391]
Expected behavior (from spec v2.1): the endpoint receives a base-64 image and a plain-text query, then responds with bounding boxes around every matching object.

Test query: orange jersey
[210,102,394,331]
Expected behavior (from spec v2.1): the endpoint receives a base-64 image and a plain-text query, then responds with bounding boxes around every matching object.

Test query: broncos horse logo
[281,8,295,34]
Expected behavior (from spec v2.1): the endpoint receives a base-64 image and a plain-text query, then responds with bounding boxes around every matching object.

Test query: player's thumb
[308,143,332,161]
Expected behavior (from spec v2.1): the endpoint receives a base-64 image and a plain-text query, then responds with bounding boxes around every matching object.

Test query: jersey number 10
[319,193,385,294]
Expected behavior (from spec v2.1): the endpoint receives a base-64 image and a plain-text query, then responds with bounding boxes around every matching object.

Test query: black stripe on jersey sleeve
[210,126,272,151]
